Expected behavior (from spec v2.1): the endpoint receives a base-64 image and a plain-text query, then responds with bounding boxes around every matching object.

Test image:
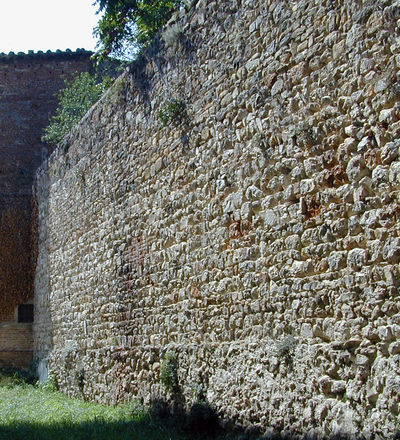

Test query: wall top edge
[0,49,93,62]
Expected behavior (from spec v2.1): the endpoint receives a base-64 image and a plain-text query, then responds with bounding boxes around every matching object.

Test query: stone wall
[34,0,400,437]
[0,50,92,367]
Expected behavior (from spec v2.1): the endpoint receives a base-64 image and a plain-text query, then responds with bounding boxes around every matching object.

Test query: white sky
[0,0,99,54]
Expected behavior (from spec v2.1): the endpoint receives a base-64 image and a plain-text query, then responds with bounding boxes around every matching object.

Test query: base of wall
[37,358,49,382]
[0,350,33,369]
[0,322,33,369]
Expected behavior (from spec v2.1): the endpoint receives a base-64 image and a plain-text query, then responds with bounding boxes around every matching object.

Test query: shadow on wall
[145,397,396,440]
[127,26,197,110]
[32,165,54,383]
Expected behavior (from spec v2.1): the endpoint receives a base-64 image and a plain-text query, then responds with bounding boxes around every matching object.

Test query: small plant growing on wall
[40,372,59,392]
[293,122,318,148]
[191,382,206,402]
[276,335,298,364]
[76,368,85,392]
[74,169,86,193]
[160,350,179,393]
[159,99,186,127]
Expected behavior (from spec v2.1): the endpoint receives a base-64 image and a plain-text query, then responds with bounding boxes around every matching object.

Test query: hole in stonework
[17,304,34,323]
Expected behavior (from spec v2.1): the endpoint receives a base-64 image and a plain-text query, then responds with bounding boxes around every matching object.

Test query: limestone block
[285,235,300,250]
[356,136,371,153]
[346,155,369,182]
[333,40,346,59]
[271,78,284,96]
[240,202,253,220]
[289,260,310,276]
[289,62,309,84]
[291,165,306,181]
[346,24,364,49]
[389,342,400,355]
[382,237,400,263]
[377,325,394,342]
[245,185,263,200]
[318,375,332,394]
[360,210,378,228]
[328,251,347,271]
[344,125,361,138]
[261,209,279,228]
[245,58,260,72]
[389,162,400,184]
[360,58,374,74]
[355,354,369,367]
[299,178,316,195]
[379,108,395,124]
[381,141,398,165]
[301,323,313,338]
[331,380,346,394]
[368,240,383,263]
[347,248,368,269]
[223,191,244,213]
[336,184,354,203]
[304,157,322,177]
[372,165,389,187]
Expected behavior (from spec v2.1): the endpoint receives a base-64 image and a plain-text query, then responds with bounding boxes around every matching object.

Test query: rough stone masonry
[34,0,400,437]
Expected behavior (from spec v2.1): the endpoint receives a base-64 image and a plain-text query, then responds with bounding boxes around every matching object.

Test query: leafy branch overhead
[41,73,112,146]
[93,0,184,59]
[42,0,190,146]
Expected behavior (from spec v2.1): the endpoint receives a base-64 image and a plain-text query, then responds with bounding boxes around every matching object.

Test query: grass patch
[0,383,186,440]
[0,382,249,440]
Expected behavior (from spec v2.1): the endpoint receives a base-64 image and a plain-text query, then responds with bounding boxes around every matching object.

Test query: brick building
[0,50,92,368]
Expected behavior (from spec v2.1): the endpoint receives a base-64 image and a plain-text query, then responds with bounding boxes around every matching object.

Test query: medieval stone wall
[0,50,92,367]
[34,0,400,437]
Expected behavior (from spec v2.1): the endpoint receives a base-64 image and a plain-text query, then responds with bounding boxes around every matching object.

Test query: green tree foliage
[42,73,112,145]
[94,0,183,59]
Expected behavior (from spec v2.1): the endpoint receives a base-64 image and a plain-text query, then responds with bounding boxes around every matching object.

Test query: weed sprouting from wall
[76,368,85,392]
[160,350,179,393]
[40,372,59,392]
[159,99,186,126]
[163,24,184,48]
[276,335,298,364]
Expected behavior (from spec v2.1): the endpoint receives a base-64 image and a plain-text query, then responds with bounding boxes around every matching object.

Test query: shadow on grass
[0,398,393,440]
[0,418,181,440]
[0,419,385,440]
[0,399,220,440]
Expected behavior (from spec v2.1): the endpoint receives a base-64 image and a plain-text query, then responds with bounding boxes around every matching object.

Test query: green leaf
[42,73,112,146]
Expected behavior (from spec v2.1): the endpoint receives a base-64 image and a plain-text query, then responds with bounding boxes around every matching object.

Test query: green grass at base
[0,384,189,440]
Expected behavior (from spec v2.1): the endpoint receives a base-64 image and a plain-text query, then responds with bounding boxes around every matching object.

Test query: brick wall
[0,50,92,367]
[0,321,33,368]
